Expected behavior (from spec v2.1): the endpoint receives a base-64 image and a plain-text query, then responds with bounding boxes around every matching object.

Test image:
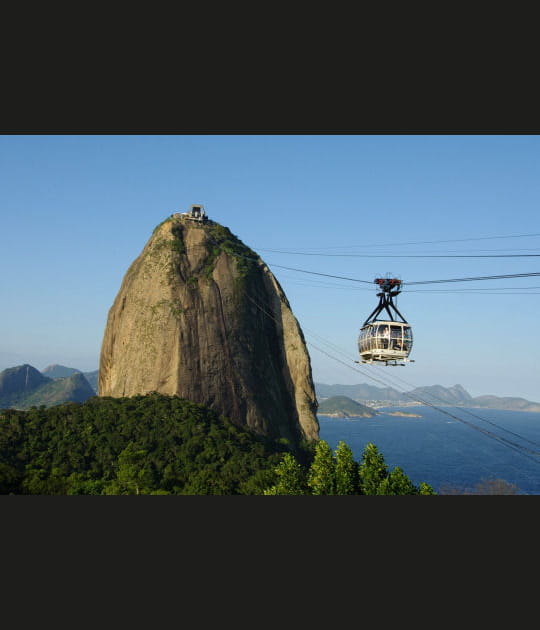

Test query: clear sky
[1,134,539,401]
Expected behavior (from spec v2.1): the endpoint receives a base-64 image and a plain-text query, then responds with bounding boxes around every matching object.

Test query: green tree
[263,453,308,495]
[0,462,22,494]
[105,442,154,495]
[377,466,418,495]
[418,481,437,495]
[307,440,336,495]
[334,440,359,495]
[66,473,106,495]
[358,442,388,495]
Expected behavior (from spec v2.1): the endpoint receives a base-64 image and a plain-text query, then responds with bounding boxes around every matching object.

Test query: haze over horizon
[1,134,539,401]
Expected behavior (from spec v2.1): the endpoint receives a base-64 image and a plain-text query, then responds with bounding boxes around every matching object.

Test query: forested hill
[318,396,376,418]
[0,393,301,495]
[0,391,438,495]
[316,382,403,402]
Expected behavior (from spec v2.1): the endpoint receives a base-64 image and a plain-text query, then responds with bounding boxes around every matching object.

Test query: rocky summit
[98,211,319,448]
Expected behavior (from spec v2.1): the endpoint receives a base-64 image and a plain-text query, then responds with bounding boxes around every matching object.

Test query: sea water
[317,406,540,494]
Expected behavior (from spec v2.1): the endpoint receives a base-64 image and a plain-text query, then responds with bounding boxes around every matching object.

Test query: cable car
[357,277,414,366]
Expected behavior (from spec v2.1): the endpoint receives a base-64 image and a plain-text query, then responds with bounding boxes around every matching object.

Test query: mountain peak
[42,364,82,379]
[0,365,95,410]
[98,214,319,448]
[0,364,50,400]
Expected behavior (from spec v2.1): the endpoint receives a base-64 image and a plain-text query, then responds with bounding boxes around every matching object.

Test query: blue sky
[1,134,539,401]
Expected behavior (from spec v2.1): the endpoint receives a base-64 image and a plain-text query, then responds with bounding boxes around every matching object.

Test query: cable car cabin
[358,321,413,365]
[358,277,414,366]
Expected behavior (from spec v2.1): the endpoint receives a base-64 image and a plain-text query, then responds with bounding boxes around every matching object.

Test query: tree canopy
[0,394,436,495]
[264,440,436,495]
[0,394,294,495]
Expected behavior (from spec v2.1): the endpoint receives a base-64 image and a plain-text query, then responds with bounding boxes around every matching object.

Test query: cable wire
[307,339,540,464]
[259,250,540,259]
[254,231,540,251]
[307,330,540,452]
[244,294,540,463]
[204,226,540,462]
[206,229,540,287]
[406,272,540,285]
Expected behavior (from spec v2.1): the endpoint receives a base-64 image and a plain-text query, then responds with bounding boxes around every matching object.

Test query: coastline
[319,412,376,419]
[385,410,422,418]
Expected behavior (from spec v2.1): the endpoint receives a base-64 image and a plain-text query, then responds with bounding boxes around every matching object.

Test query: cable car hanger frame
[362,278,408,326]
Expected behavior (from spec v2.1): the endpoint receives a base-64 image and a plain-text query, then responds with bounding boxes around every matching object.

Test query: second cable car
[358,277,414,366]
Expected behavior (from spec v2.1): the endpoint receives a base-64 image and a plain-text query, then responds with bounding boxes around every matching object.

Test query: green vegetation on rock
[205,222,259,285]
[169,222,186,256]
[165,219,259,289]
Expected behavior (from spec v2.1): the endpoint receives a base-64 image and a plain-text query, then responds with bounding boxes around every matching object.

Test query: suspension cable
[254,232,540,251]
[304,325,540,451]
[205,229,540,287]
[201,228,540,462]
[258,250,540,259]
[245,293,540,464]
[307,340,540,464]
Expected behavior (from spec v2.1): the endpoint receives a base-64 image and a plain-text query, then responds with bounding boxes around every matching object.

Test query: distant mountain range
[315,382,540,413]
[0,364,96,410]
[2,363,539,414]
[42,364,98,392]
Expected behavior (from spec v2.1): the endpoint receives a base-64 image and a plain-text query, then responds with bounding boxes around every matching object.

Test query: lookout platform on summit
[174,204,209,224]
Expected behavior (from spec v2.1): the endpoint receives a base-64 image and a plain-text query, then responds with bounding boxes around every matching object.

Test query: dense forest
[0,393,435,495]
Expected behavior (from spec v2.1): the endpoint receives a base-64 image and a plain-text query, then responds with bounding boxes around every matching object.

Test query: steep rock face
[98,216,319,447]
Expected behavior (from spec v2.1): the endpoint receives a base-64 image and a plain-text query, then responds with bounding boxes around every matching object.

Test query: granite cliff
[98,213,319,448]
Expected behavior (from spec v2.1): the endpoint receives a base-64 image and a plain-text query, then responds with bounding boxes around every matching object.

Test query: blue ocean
[317,406,540,495]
